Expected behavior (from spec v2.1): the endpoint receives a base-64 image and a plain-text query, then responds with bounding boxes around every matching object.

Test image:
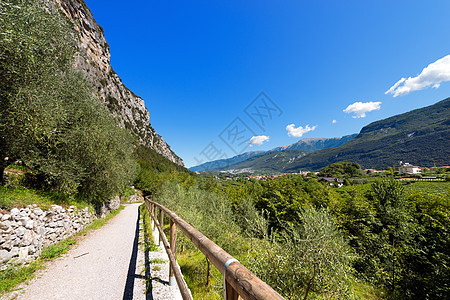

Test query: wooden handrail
[144,200,192,299]
[144,197,285,300]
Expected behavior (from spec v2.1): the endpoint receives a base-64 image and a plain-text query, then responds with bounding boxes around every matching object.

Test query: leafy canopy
[0,0,136,202]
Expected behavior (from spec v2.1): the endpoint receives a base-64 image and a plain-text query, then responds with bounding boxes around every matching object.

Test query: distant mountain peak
[190,134,357,172]
[270,134,357,153]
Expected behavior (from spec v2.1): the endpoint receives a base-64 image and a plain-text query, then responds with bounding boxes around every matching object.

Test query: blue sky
[84,0,450,167]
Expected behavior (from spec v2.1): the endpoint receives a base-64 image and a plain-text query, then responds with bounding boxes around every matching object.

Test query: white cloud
[249,135,269,146]
[343,101,381,118]
[332,119,337,124]
[286,124,317,138]
[386,55,450,97]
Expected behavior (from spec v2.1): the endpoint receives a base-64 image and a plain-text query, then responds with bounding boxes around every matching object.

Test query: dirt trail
[5,203,181,300]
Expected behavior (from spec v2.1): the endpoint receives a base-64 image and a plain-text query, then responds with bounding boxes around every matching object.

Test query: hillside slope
[46,0,183,165]
[222,150,310,173]
[271,134,357,152]
[191,134,356,172]
[190,151,265,172]
[284,97,450,171]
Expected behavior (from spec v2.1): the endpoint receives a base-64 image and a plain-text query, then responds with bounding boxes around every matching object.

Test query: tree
[366,178,416,294]
[0,0,136,202]
[250,207,355,299]
[319,162,362,178]
[0,0,75,181]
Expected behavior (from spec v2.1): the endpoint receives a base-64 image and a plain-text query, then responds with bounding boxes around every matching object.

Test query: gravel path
[5,203,182,300]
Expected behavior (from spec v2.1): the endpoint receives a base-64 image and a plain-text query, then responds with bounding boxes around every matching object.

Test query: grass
[352,281,384,299]
[152,265,161,271]
[177,250,222,299]
[139,204,158,251]
[85,205,125,231]
[0,186,91,212]
[149,258,166,264]
[40,238,76,260]
[404,181,450,196]
[0,261,42,294]
[139,204,160,295]
[0,205,125,296]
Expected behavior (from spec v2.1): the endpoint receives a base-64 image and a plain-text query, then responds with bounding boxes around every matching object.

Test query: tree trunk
[0,166,5,185]
[303,265,316,300]
[206,258,211,287]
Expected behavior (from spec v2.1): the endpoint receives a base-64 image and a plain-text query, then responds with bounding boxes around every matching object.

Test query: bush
[320,162,362,178]
[249,208,355,299]
[349,178,370,185]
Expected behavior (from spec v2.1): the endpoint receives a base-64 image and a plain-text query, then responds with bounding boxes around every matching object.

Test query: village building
[394,161,420,174]
[319,177,344,187]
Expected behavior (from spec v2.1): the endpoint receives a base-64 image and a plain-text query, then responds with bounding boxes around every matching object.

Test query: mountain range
[191,98,450,173]
[190,134,357,172]
[271,134,357,152]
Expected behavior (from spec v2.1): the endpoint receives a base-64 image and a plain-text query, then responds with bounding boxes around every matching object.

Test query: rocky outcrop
[0,205,95,266]
[43,0,183,166]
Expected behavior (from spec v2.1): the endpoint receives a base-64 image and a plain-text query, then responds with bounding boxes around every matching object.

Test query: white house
[397,162,420,174]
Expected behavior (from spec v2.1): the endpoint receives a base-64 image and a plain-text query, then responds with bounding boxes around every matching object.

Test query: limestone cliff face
[44,0,183,166]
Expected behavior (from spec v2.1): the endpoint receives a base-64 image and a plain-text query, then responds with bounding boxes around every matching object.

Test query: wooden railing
[144,197,285,300]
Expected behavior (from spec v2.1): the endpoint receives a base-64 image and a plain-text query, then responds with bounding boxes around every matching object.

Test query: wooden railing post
[159,207,164,247]
[223,259,241,300]
[225,280,240,300]
[169,219,177,286]
[152,204,158,241]
[154,207,160,245]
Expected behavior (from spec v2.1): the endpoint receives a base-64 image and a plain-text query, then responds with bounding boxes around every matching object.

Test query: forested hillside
[284,98,450,171]
[191,134,357,172]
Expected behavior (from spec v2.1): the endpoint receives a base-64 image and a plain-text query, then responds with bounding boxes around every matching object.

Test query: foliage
[0,186,91,211]
[169,174,448,299]
[349,178,370,185]
[319,162,362,178]
[154,178,358,298]
[250,208,355,299]
[0,0,137,203]
[333,178,449,298]
[134,145,192,196]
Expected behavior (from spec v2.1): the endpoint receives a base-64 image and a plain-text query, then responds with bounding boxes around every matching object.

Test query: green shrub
[350,178,370,185]
[249,208,355,299]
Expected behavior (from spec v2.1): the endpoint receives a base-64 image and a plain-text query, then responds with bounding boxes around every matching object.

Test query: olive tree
[0,0,137,202]
[250,207,355,299]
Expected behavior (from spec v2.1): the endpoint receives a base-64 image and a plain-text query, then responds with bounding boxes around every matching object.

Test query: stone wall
[0,205,95,267]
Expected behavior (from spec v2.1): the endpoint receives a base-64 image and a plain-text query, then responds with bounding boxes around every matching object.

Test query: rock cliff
[44,0,183,165]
